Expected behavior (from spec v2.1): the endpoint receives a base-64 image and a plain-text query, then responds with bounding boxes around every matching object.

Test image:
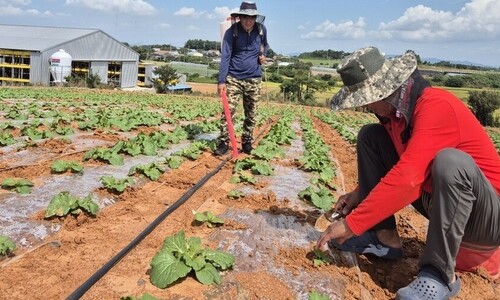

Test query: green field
[169,61,218,77]
[142,60,218,77]
[299,57,340,68]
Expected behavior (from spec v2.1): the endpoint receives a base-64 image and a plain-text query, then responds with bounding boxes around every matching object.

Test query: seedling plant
[149,230,234,288]
[0,235,16,256]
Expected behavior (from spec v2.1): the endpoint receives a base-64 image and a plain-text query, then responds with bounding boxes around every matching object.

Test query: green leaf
[150,249,191,288]
[15,185,32,194]
[124,143,142,156]
[251,161,273,176]
[142,140,157,156]
[227,190,244,199]
[194,212,209,222]
[1,178,34,194]
[144,168,162,181]
[51,160,69,173]
[312,248,332,266]
[44,192,96,218]
[308,290,330,300]
[203,249,235,270]
[310,188,334,211]
[45,192,74,218]
[100,176,133,193]
[1,178,34,188]
[107,153,124,166]
[77,196,99,216]
[0,235,16,256]
[51,160,83,173]
[195,263,221,285]
[229,175,241,184]
[162,231,188,255]
[238,172,256,185]
[0,131,16,146]
[184,252,207,272]
[165,156,184,169]
[194,211,224,227]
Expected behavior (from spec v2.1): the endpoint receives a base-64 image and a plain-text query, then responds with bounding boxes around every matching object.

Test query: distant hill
[383,54,492,68]
[422,57,491,68]
[286,51,496,69]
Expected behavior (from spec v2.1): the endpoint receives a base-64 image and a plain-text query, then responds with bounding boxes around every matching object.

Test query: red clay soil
[0,106,498,300]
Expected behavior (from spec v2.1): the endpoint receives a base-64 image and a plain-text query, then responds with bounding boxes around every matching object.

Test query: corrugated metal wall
[91,61,109,84]
[121,61,139,88]
[29,52,44,85]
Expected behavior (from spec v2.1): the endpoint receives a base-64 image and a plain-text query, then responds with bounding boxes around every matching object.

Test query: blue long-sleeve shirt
[218,22,268,84]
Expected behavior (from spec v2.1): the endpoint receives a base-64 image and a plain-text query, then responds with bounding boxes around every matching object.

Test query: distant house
[150,49,180,60]
[202,50,220,57]
[187,50,203,57]
[278,62,291,67]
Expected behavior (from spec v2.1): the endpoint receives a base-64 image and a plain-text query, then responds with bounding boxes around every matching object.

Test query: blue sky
[1,0,500,67]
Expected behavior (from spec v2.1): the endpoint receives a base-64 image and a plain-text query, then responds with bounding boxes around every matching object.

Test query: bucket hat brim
[330,51,417,110]
[231,10,260,17]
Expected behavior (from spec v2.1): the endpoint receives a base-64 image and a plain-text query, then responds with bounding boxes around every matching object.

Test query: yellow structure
[0,49,31,83]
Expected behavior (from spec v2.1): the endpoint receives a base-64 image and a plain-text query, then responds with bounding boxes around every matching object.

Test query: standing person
[316,47,500,300]
[214,1,268,156]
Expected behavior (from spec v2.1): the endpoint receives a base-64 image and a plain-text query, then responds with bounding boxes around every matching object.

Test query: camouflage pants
[219,75,261,144]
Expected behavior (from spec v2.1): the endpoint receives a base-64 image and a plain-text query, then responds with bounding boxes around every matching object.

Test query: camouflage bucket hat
[330,47,417,110]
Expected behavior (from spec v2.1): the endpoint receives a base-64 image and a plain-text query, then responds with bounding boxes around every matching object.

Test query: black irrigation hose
[66,156,230,300]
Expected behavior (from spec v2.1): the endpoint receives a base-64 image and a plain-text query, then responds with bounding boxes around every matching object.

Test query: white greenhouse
[0,24,140,88]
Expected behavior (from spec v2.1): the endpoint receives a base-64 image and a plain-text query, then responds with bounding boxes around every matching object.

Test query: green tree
[468,91,500,127]
[279,69,327,104]
[266,48,276,59]
[130,45,150,60]
[444,76,464,87]
[151,64,179,94]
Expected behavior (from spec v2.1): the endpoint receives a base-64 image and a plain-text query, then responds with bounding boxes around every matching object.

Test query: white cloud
[0,0,45,16]
[301,17,366,40]
[0,5,23,15]
[300,0,500,44]
[158,23,171,29]
[0,0,31,5]
[213,6,232,20]
[0,4,44,16]
[65,0,156,16]
[173,7,204,18]
[377,0,500,42]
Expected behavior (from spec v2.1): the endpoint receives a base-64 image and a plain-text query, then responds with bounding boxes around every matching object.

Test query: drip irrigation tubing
[66,124,272,300]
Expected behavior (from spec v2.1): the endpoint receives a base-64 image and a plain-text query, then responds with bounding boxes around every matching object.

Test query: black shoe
[242,141,253,154]
[214,141,228,156]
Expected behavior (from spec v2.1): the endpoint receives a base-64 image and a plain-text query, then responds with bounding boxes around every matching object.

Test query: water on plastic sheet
[208,209,345,300]
[239,123,313,210]
[193,132,218,141]
[0,134,115,168]
[0,142,190,248]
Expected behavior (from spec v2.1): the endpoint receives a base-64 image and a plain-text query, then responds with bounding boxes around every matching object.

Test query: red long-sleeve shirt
[346,87,500,236]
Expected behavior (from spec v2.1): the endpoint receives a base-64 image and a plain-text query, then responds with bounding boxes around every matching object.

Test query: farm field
[0,87,498,300]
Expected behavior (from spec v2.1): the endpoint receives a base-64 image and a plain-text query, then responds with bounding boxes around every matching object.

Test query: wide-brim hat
[231,1,263,18]
[330,47,417,110]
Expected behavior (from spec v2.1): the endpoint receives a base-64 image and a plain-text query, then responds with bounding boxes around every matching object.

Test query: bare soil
[0,94,498,300]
